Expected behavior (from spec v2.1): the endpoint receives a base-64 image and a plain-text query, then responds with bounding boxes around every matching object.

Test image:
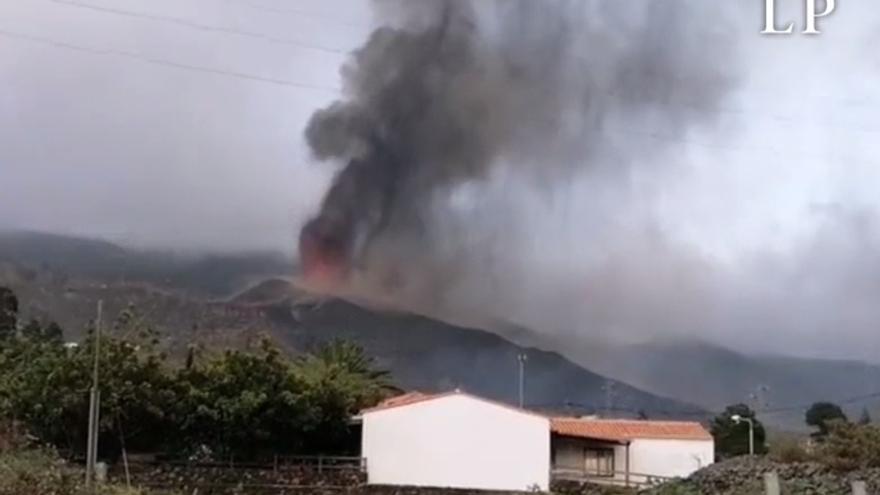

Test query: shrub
[0,447,81,495]
[769,437,813,464]
[0,446,175,495]
[819,420,880,470]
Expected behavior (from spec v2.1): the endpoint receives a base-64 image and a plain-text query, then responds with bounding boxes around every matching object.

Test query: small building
[551,417,714,486]
[356,391,713,491]
[358,391,551,491]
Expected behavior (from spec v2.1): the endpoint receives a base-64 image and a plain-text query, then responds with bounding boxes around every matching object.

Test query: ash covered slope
[0,230,292,297]
[580,340,880,429]
[0,231,702,418]
[263,291,703,418]
[4,232,879,424]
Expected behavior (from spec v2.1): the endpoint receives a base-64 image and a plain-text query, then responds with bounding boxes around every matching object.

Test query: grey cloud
[2,0,879,362]
[0,0,367,252]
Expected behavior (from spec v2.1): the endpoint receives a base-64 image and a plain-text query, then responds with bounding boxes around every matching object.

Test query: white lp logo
[762,0,836,34]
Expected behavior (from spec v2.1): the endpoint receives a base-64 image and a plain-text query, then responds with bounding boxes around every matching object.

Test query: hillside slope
[0,230,293,297]
[264,293,700,417]
[579,340,880,428]
[0,232,702,418]
[8,231,879,427]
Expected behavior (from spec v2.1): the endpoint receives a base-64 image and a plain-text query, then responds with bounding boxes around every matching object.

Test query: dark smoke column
[297,2,480,286]
[297,0,739,289]
[299,153,399,284]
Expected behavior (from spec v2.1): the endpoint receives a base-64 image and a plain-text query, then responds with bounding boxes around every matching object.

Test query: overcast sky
[1,0,879,361]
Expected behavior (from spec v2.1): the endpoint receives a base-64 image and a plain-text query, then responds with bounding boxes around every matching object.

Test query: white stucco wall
[361,394,551,491]
[552,437,713,483]
[628,438,714,479]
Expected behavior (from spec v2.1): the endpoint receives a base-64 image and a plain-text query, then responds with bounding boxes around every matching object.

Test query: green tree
[0,287,18,339]
[0,308,178,457]
[1,291,398,461]
[173,336,312,458]
[306,339,396,406]
[294,339,395,454]
[858,407,872,425]
[806,401,848,439]
[710,403,768,458]
[20,319,63,343]
[0,324,70,439]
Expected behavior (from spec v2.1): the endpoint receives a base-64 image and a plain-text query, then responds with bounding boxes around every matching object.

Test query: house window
[584,448,615,477]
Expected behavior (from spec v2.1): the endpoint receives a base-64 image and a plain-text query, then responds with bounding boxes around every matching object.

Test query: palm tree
[298,339,398,410]
[315,340,389,380]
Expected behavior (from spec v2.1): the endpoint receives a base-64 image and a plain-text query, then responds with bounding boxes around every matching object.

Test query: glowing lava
[298,217,350,286]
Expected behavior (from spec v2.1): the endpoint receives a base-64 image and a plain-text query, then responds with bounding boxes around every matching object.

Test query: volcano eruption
[298,0,738,295]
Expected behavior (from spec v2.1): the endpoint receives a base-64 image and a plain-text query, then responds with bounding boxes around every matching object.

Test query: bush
[0,446,176,495]
[769,437,813,464]
[1,309,393,460]
[819,420,880,470]
[0,447,81,495]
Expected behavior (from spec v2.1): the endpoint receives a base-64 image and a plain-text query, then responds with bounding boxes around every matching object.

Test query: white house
[550,417,714,486]
[356,390,713,491]
[358,391,551,491]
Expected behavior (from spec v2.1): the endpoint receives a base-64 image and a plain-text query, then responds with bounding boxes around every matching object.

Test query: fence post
[852,481,867,495]
[273,455,278,474]
[764,472,780,495]
[318,456,323,474]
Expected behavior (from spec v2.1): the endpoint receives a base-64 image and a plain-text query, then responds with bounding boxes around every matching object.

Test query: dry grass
[0,446,177,495]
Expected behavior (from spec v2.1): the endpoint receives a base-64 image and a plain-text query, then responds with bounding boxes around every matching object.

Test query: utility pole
[85,300,102,491]
[749,384,770,413]
[517,353,527,408]
[603,380,615,417]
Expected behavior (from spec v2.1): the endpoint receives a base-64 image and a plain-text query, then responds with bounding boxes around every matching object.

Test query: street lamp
[731,414,755,456]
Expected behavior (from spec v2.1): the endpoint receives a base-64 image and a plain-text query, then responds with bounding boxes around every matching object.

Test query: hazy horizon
[3,0,879,363]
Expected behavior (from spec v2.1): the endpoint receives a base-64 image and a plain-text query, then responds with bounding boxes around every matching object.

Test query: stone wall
[109,462,365,494]
[643,457,880,495]
[102,459,880,494]
[106,463,563,495]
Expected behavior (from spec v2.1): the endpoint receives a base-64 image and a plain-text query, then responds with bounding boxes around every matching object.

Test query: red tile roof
[363,391,440,413]
[360,390,547,419]
[360,391,711,443]
[551,418,712,443]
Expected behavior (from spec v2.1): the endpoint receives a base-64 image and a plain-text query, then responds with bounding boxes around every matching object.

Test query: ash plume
[299,0,740,306]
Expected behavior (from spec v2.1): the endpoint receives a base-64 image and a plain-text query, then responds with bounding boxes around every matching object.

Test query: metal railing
[271,455,366,473]
[552,467,674,488]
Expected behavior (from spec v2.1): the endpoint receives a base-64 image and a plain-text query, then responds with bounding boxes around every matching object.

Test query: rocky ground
[641,457,879,495]
[553,458,880,495]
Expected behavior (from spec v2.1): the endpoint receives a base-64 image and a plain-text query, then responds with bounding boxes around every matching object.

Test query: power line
[23,0,880,139]
[45,0,880,131]
[223,0,372,29]
[0,28,341,94]
[46,0,349,56]
[759,391,880,416]
[3,31,877,165]
[2,25,875,167]
[529,390,880,419]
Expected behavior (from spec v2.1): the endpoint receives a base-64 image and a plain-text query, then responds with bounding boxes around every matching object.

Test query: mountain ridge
[4,230,879,428]
[0,230,705,419]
